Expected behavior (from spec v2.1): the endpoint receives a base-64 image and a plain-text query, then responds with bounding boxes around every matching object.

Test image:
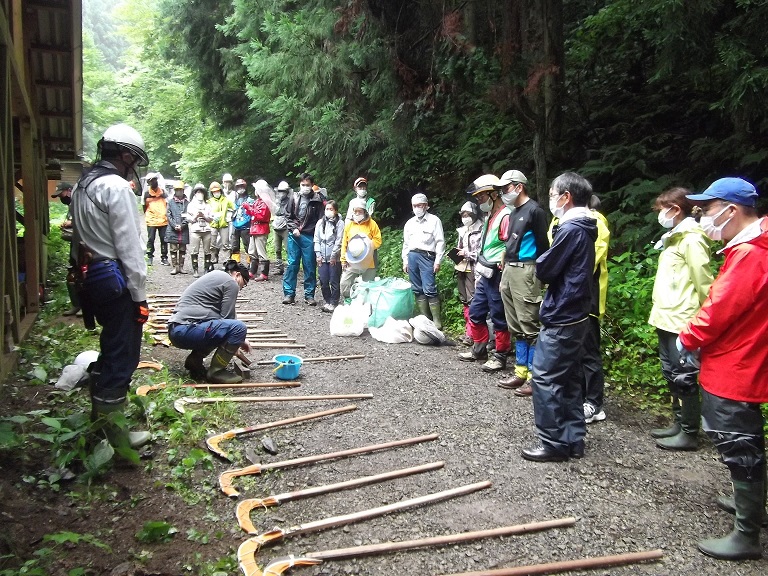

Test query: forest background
[83,0,767,404]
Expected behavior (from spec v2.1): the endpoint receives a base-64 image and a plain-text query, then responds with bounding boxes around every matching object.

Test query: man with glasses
[678,177,767,561]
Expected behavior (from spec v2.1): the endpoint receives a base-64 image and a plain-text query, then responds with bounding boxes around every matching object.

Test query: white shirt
[402,212,445,265]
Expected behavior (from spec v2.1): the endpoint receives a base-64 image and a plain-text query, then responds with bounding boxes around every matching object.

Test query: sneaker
[481,357,505,373]
[282,295,295,305]
[161,258,170,266]
[305,298,317,306]
[584,403,606,424]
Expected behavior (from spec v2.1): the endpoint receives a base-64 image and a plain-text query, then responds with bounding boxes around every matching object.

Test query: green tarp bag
[350,277,413,328]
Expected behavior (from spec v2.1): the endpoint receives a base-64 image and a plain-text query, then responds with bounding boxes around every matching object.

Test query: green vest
[479,206,511,264]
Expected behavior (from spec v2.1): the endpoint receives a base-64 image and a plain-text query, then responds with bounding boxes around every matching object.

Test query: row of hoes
[203,406,665,575]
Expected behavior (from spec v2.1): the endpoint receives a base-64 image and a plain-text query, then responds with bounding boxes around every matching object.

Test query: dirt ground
[2,259,768,576]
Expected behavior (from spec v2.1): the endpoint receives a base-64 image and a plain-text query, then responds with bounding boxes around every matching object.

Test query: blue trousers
[407,251,437,298]
[168,319,247,351]
[582,316,605,410]
[531,321,588,454]
[318,261,342,305]
[283,233,317,299]
[468,273,508,333]
[90,290,142,404]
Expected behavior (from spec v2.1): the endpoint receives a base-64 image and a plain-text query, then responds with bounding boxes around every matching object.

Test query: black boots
[458,342,488,362]
[656,392,700,451]
[699,479,764,560]
[192,254,200,277]
[650,395,682,438]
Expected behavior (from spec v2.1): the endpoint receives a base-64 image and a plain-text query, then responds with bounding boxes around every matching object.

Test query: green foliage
[135,521,178,543]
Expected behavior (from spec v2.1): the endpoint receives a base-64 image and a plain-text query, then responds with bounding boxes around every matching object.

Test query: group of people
[56,122,768,563]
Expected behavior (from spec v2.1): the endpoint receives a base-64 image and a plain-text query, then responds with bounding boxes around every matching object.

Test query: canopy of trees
[83,0,767,252]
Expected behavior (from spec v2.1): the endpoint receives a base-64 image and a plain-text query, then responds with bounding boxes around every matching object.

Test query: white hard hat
[409,316,445,345]
[498,170,528,186]
[467,174,501,195]
[276,180,290,191]
[100,124,149,166]
[346,235,371,265]
[411,193,429,205]
[349,198,367,212]
[74,350,99,367]
[222,173,233,182]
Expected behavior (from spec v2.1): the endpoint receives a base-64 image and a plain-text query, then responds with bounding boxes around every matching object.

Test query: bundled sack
[329,299,371,337]
[409,315,446,345]
[369,317,413,344]
[350,277,413,329]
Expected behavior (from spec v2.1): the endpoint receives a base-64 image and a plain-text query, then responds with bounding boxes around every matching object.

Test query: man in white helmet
[70,123,151,451]
[222,173,235,248]
[345,176,376,221]
[272,180,292,275]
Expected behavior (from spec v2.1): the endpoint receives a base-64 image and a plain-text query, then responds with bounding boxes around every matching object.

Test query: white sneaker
[584,403,606,424]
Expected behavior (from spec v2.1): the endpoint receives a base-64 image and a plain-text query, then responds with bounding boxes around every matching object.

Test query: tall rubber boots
[184,349,208,380]
[204,254,213,273]
[211,248,220,264]
[650,395,682,438]
[170,252,179,275]
[231,252,241,263]
[192,254,200,278]
[257,260,270,281]
[91,400,151,449]
[249,258,258,280]
[427,297,442,330]
[206,343,243,384]
[275,258,284,275]
[698,479,764,560]
[656,392,700,451]
[416,295,431,319]
[178,250,187,273]
[64,279,81,316]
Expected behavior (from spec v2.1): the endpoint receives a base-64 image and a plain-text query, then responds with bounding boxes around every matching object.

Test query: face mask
[700,204,733,241]
[461,215,473,227]
[413,207,426,218]
[353,212,365,223]
[237,188,247,195]
[325,209,336,219]
[501,190,519,206]
[60,195,72,206]
[213,191,221,198]
[299,186,312,195]
[478,199,492,213]
[657,207,676,229]
[355,187,367,198]
[549,194,566,219]
[195,193,204,202]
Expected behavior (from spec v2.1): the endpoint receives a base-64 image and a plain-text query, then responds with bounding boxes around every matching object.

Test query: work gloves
[135,300,150,324]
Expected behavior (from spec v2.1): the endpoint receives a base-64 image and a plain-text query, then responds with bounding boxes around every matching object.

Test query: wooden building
[1,0,83,381]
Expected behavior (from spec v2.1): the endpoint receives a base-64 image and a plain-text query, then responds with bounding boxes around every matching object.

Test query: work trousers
[341,267,377,300]
[657,328,700,397]
[230,227,250,255]
[189,231,211,256]
[407,251,438,298]
[211,226,230,252]
[499,263,541,340]
[702,388,766,483]
[318,261,342,305]
[456,270,475,305]
[582,315,605,411]
[146,225,168,260]
[274,228,287,265]
[468,272,508,346]
[89,290,142,404]
[248,234,269,261]
[283,233,317,299]
[168,319,248,352]
[531,320,589,455]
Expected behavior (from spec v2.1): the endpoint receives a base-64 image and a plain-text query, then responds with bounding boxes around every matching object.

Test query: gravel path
[146,261,768,576]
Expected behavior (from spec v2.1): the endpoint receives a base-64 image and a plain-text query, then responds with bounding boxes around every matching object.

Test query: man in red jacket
[679,177,768,561]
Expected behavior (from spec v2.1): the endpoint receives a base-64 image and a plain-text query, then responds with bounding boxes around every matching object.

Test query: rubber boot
[458,342,488,362]
[249,258,258,280]
[717,467,768,527]
[206,343,243,384]
[204,254,213,273]
[170,253,179,275]
[258,260,270,281]
[184,349,208,380]
[231,252,241,263]
[211,248,220,264]
[427,297,442,330]
[192,254,200,278]
[656,392,700,451]
[650,395,682,438]
[63,282,81,316]
[416,295,431,319]
[698,479,764,560]
[178,250,187,273]
[91,400,151,449]
[275,259,284,275]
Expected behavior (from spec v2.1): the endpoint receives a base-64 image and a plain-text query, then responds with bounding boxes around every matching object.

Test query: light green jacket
[648,218,713,333]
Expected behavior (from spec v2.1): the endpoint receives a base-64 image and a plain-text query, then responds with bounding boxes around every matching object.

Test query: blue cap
[687,177,758,207]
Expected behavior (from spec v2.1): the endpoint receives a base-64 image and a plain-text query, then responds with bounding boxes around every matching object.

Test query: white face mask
[413,207,426,218]
[353,212,365,223]
[478,198,492,213]
[657,207,676,229]
[299,185,312,196]
[195,193,205,202]
[549,193,566,218]
[461,216,473,227]
[212,191,221,198]
[325,209,336,219]
[501,190,519,206]
[700,204,733,241]
[355,187,367,198]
